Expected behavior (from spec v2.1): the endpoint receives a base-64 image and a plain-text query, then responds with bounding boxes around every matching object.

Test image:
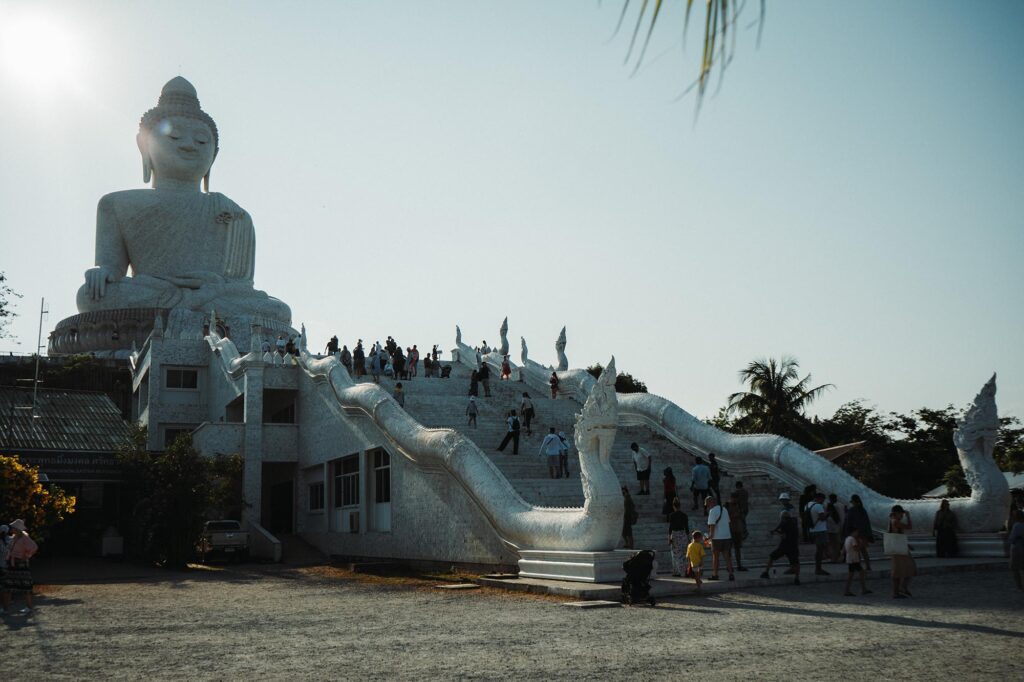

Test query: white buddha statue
[75,77,290,325]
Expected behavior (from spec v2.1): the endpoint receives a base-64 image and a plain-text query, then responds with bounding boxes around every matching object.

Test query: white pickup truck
[198,520,250,562]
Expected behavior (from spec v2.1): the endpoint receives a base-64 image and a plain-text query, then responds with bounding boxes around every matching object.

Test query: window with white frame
[373,450,391,504]
[308,481,325,512]
[334,455,359,508]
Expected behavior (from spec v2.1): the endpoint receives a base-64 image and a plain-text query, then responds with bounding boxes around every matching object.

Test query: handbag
[883,532,909,556]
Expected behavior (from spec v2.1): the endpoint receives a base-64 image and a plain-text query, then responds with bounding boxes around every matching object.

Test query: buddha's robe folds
[76,190,290,323]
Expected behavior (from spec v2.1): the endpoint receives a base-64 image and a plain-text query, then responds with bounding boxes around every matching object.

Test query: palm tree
[726,356,832,446]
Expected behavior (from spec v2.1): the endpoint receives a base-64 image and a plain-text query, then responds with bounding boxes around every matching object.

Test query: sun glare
[0,9,81,92]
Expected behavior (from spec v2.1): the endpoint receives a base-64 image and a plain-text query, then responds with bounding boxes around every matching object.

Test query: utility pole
[32,297,48,408]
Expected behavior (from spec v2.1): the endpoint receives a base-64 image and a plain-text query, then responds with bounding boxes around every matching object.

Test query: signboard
[12,450,122,482]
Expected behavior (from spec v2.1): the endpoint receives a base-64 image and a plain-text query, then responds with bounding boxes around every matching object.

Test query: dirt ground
[5,566,1022,680]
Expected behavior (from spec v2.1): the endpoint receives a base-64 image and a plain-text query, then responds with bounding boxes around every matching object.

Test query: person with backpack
[520,392,535,437]
[705,495,735,581]
[465,396,478,428]
[539,427,563,479]
[557,431,571,478]
[760,492,802,585]
[497,409,521,455]
[806,491,831,576]
[1,519,38,616]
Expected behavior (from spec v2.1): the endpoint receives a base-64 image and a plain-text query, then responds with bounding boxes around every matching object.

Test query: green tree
[117,425,245,568]
[726,356,833,448]
[0,271,22,340]
[0,454,76,540]
[586,363,648,393]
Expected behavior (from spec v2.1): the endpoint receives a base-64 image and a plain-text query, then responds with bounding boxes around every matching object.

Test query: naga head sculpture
[455,325,462,345]
[575,356,618,465]
[953,373,999,456]
[520,336,528,365]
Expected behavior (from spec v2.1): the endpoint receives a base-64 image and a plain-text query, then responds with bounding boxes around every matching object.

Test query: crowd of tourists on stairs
[322,336,450,383]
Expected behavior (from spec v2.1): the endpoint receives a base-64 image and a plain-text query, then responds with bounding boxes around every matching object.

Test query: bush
[0,454,76,540]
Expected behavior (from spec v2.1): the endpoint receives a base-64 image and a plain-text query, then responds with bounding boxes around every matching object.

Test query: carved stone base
[518,549,651,583]
[49,307,295,356]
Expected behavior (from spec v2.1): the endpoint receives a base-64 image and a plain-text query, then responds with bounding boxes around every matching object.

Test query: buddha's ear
[136,132,152,185]
[203,148,218,193]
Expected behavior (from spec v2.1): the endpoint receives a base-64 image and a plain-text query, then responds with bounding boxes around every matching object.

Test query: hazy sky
[1,1,1022,423]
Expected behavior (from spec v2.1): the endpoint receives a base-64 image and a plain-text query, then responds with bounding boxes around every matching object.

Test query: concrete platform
[476,555,1007,600]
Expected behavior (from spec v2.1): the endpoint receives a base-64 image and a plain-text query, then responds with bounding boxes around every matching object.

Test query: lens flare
[0,9,81,92]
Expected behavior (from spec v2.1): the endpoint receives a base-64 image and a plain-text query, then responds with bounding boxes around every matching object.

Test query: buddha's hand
[84,266,117,300]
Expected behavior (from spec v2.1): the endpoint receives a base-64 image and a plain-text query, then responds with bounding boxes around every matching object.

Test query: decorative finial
[455,325,462,345]
[498,317,509,356]
[954,374,999,453]
[520,336,529,365]
[300,324,307,352]
[555,326,568,371]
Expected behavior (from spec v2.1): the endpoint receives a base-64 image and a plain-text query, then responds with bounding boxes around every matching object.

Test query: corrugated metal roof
[0,387,132,453]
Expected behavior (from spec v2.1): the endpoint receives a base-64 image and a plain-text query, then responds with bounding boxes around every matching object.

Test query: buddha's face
[143,115,216,184]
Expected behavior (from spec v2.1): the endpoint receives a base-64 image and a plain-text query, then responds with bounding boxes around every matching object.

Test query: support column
[242,365,265,527]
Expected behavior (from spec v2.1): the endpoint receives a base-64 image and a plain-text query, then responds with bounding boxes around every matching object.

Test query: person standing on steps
[662,467,677,519]
[353,341,365,378]
[708,453,725,503]
[325,335,339,357]
[540,427,563,479]
[630,442,653,495]
[468,368,479,397]
[760,492,802,585]
[827,493,844,563]
[520,392,535,437]
[888,505,917,599]
[408,345,419,378]
[734,481,750,520]
[690,457,711,513]
[705,495,735,581]
[557,431,571,478]
[799,484,817,544]
[806,491,831,576]
[549,372,559,399]
[726,492,749,572]
[340,345,352,374]
[466,396,478,428]
[497,409,521,455]
[500,355,512,380]
[478,362,492,397]
[392,382,405,408]
[480,340,491,354]
[622,487,637,549]
[667,497,690,577]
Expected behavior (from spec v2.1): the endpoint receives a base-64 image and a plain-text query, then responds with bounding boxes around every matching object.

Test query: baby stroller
[621,550,656,606]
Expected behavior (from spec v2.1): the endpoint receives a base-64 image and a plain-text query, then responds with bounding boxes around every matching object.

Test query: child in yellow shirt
[686,530,706,589]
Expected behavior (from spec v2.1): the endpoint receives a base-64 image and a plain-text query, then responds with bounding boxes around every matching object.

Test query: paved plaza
[5,565,1021,680]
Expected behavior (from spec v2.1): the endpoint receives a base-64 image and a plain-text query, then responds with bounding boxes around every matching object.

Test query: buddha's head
[137,77,219,191]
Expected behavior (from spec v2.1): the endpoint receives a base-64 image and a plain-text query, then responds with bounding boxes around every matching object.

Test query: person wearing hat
[2,519,38,615]
[760,493,801,585]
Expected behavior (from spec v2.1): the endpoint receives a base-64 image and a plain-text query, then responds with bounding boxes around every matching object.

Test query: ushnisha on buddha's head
[137,77,219,192]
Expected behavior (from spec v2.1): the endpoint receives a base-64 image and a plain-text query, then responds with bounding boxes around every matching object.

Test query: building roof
[814,441,866,462]
[0,387,132,453]
[923,471,1024,498]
